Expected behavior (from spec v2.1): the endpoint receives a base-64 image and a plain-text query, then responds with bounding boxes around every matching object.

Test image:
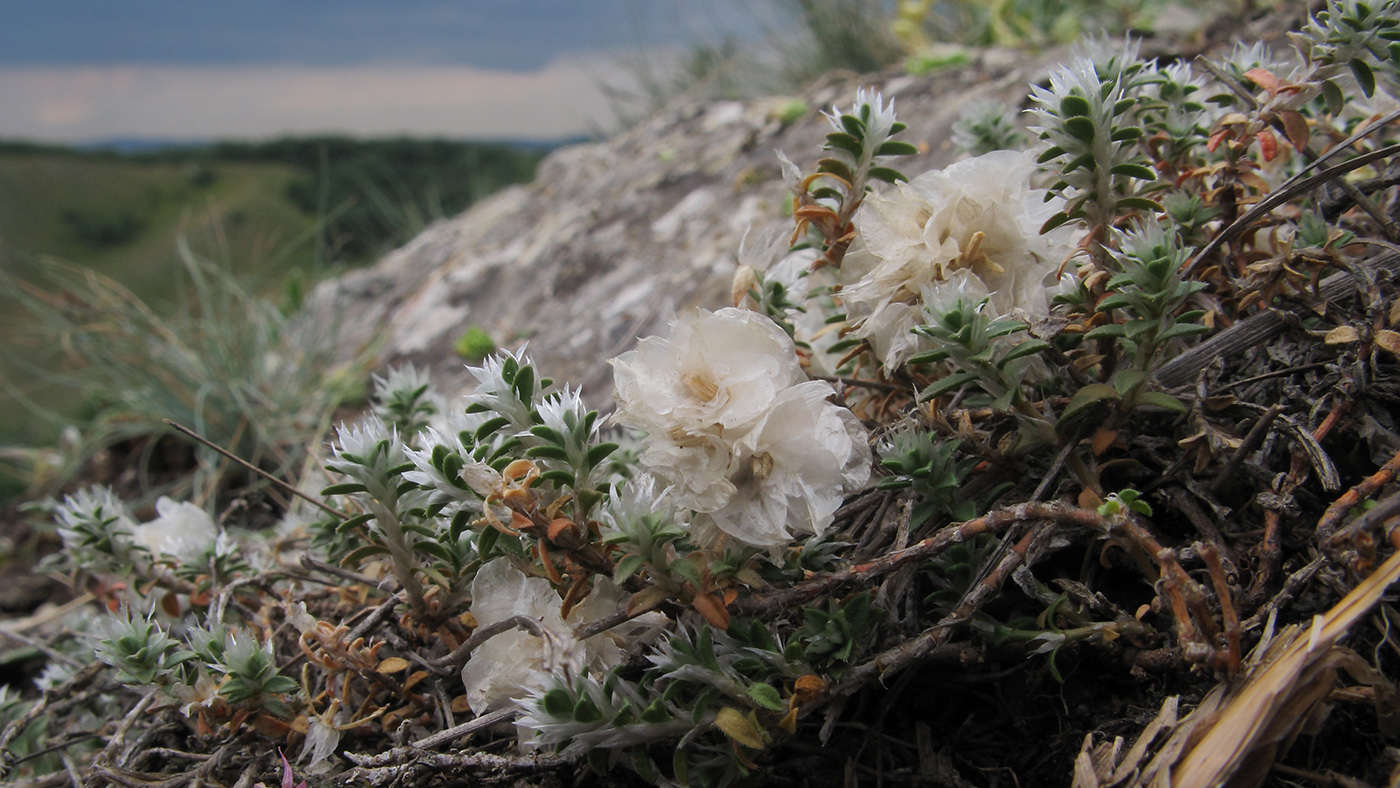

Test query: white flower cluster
[462,558,662,714]
[611,308,870,552]
[840,149,1073,369]
[55,486,219,569]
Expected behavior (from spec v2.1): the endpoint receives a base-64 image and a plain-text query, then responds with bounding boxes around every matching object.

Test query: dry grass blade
[1097,550,1400,788]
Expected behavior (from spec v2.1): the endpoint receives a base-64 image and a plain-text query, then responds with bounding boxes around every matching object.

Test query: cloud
[0,56,641,142]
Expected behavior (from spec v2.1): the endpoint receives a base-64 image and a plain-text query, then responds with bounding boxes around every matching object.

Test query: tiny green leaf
[747,683,786,711]
[876,140,919,156]
[1350,58,1377,96]
[1061,383,1120,421]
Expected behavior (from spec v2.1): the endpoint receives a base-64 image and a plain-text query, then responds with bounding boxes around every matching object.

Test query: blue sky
[0,1,771,142]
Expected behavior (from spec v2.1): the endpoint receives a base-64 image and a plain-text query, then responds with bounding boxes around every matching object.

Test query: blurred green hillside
[0,138,550,451]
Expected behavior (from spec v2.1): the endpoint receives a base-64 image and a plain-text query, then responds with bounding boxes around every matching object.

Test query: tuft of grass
[0,244,371,503]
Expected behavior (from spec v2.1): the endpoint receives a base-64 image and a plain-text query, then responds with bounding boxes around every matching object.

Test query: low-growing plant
[12,5,1400,786]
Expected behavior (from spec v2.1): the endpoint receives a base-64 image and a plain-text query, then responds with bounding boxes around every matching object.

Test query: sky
[0,1,773,143]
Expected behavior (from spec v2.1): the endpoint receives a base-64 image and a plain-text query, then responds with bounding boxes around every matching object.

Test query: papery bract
[699,381,870,552]
[841,149,1072,369]
[462,559,660,714]
[131,497,218,565]
[611,308,806,511]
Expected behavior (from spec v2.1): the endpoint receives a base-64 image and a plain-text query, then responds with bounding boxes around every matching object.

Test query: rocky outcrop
[305,47,1098,404]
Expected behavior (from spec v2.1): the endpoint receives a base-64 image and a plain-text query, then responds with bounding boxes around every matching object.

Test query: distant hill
[0,136,553,446]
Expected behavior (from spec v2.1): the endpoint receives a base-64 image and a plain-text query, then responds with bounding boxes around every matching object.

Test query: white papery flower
[611,308,806,510]
[699,381,870,552]
[841,149,1073,369]
[299,712,343,774]
[613,308,804,438]
[462,559,661,715]
[130,497,217,564]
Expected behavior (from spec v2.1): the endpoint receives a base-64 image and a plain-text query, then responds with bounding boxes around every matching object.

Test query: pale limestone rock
[305,48,1074,407]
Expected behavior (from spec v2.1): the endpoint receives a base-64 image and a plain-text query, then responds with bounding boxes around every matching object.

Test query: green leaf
[1113,98,1138,116]
[867,166,908,184]
[875,140,919,156]
[512,365,536,404]
[1059,95,1092,117]
[1111,369,1147,397]
[1156,323,1212,341]
[999,339,1051,365]
[817,157,855,182]
[1350,58,1377,96]
[341,544,392,566]
[670,556,702,587]
[529,425,565,445]
[525,445,570,462]
[320,483,366,496]
[840,113,865,137]
[1037,145,1067,164]
[1110,127,1143,142]
[919,371,978,402]
[262,675,300,695]
[1134,391,1189,412]
[1061,383,1120,421]
[1062,152,1096,173]
[674,749,690,788]
[1064,116,1096,142]
[1096,293,1130,312]
[1040,211,1075,234]
[476,525,501,558]
[1321,79,1346,115]
[416,541,453,563]
[1115,196,1164,212]
[747,683,786,711]
[642,698,671,724]
[614,554,646,584]
[335,512,375,533]
[573,695,604,723]
[1110,163,1157,181]
[475,416,511,441]
[824,132,863,158]
[586,442,619,467]
[537,469,576,487]
[542,688,573,717]
[631,747,656,783]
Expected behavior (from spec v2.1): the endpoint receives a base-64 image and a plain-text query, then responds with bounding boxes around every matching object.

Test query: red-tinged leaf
[1208,128,1230,153]
[692,592,731,630]
[1244,67,1281,94]
[1278,110,1310,153]
[1256,128,1278,162]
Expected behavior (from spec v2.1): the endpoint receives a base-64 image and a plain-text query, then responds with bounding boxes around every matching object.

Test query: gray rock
[305,49,1075,407]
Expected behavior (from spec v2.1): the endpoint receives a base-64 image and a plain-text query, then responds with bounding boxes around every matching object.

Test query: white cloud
[0,55,640,142]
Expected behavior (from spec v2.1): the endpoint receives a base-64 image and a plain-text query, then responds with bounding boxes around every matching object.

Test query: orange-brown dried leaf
[692,592,731,630]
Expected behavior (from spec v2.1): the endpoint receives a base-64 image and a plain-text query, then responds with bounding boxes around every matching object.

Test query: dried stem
[1316,445,1400,543]
[736,502,1114,616]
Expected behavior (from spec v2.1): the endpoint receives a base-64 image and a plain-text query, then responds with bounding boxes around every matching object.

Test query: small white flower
[612,308,805,438]
[130,497,217,565]
[699,381,870,552]
[462,559,660,715]
[841,149,1072,368]
[611,308,806,510]
[299,712,343,774]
